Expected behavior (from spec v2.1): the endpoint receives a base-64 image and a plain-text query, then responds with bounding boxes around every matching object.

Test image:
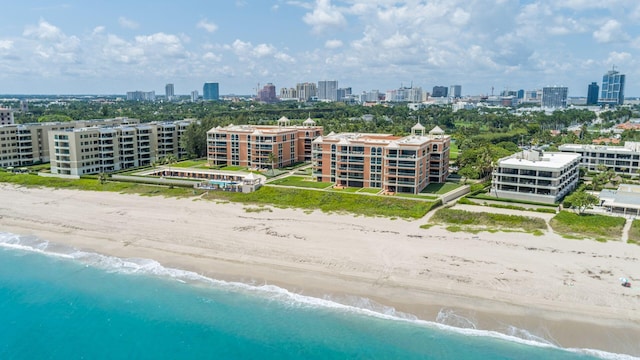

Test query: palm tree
[163,153,178,166]
[267,152,277,176]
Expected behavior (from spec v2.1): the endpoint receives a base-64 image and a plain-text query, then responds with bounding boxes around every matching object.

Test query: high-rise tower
[165,83,175,101]
[587,82,599,106]
[203,82,219,101]
[600,68,625,105]
[542,86,568,108]
[318,80,338,101]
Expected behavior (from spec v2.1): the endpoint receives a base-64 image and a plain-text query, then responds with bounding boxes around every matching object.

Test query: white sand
[1,184,639,356]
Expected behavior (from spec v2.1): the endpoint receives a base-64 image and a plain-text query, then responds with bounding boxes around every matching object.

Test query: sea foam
[0,231,635,360]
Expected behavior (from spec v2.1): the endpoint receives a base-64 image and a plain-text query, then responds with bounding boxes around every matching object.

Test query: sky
[0,0,639,97]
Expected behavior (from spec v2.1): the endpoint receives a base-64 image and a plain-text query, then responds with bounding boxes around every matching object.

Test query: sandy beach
[1,183,639,357]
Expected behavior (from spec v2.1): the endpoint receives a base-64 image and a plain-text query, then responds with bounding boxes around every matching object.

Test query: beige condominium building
[49,124,156,176]
[0,117,140,168]
[48,119,195,176]
[559,142,640,176]
[206,116,323,169]
[491,150,581,204]
[0,108,14,125]
[155,119,193,159]
[311,124,450,194]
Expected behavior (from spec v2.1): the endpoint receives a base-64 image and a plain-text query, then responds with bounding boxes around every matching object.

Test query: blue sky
[0,0,638,96]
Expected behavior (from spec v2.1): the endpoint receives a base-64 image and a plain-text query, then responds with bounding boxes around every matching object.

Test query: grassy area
[471,193,559,207]
[220,165,246,171]
[395,193,438,200]
[0,170,441,219]
[204,186,440,219]
[549,211,626,241]
[628,220,640,245]
[421,182,462,194]
[458,197,557,213]
[171,160,209,168]
[269,176,332,189]
[428,208,547,234]
[20,163,51,173]
[358,188,381,194]
[449,142,459,161]
[331,187,361,193]
[0,171,203,198]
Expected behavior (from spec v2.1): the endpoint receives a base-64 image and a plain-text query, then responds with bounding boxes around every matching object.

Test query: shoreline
[1,184,639,357]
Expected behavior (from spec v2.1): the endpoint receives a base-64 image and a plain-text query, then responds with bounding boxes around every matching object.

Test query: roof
[411,122,425,130]
[498,151,580,170]
[429,125,444,134]
[600,184,640,209]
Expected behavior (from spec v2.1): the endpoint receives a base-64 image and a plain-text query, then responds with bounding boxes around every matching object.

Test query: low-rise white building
[491,150,581,204]
[599,184,640,216]
[559,142,640,176]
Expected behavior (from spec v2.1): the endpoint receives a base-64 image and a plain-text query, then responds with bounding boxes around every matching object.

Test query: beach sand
[1,183,639,356]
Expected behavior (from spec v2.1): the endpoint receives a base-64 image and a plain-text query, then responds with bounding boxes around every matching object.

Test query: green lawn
[395,193,438,200]
[0,171,203,198]
[428,208,547,234]
[269,176,332,189]
[549,211,626,241]
[358,188,382,194]
[628,220,640,245]
[171,159,209,168]
[421,182,462,194]
[332,187,360,193]
[205,186,440,219]
[220,165,246,171]
[449,142,459,161]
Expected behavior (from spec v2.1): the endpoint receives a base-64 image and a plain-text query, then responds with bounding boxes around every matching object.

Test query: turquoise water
[0,232,625,359]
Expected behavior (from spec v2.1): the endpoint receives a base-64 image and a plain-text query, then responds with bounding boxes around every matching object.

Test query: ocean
[0,232,631,360]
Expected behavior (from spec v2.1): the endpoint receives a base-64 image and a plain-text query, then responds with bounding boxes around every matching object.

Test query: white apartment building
[491,150,581,204]
[558,142,640,176]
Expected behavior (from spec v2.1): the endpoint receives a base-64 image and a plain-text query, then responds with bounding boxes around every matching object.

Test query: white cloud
[381,33,411,49]
[252,43,274,57]
[134,32,186,57]
[274,52,295,63]
[324,39,343,49]
[197,19,218,33]
[303,0,347,34]
[593,19,626,43]
[228,39,252,56]
[606,51,631,65]
[5,0,640,96]
[92,26,105,35]
[450,8,470,26]
[203,52,222,62]
[118,16,139,30]
[23,20,63,41]
[554,0,618,10]
[103,34,145,64]
[0,40,14,50]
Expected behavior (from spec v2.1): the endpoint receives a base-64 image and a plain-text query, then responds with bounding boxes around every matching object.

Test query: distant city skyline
[0,1,638,96]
